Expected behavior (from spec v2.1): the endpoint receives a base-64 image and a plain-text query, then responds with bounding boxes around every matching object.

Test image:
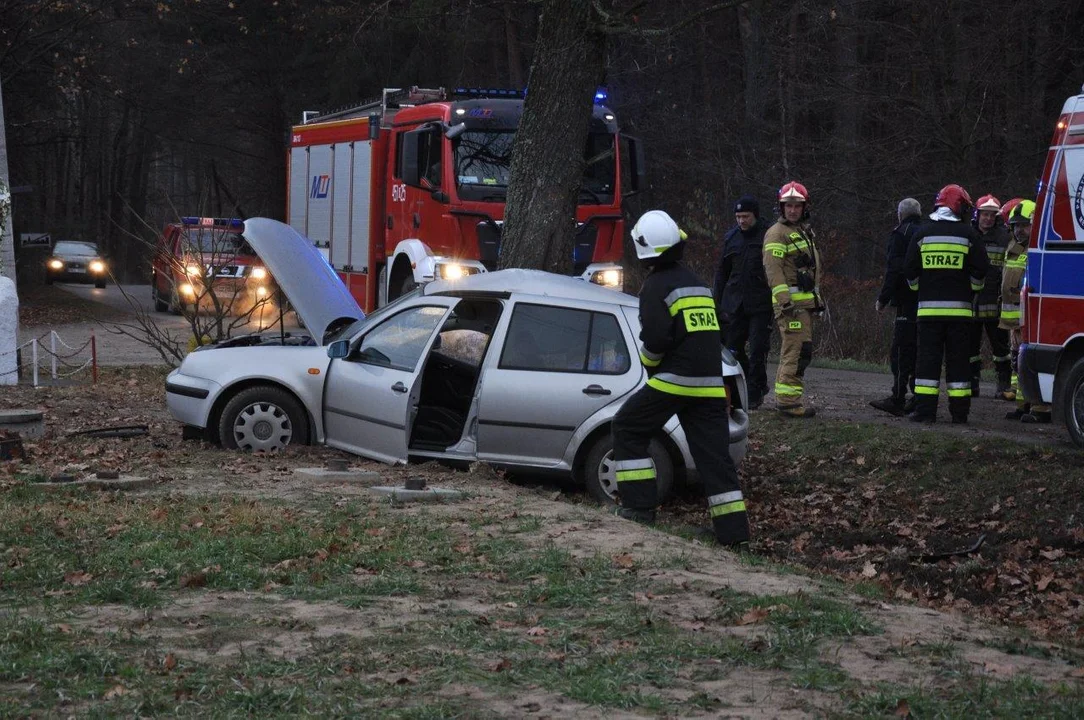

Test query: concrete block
[369,486,464,503]
[0,409,45,439]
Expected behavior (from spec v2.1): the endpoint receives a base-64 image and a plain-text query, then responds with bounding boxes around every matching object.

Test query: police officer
[870,198,923,416]
[612,210,750,547]
[714,195,772,410]
[904,184,989,423]
[763,181,822,418]
[969,195,1012,398]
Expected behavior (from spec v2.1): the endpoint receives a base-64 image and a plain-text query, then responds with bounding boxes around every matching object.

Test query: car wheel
[169,287,183,315]
[1061,356,1084,448]
[218,385,309,452]
[152,281,168,312]
[94,279,106,289]
[45,274,53,285]
[583,433,674,507]
[398,274,418,299]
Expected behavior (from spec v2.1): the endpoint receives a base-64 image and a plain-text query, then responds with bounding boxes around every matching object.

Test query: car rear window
[500,303,630,374]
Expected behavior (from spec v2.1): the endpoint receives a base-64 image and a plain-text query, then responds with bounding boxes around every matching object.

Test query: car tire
[169,287,183,315]
[218,385,309,452]
[95,279,106,289]
[1061,356,1084,448]
[152,282,168,312]
[45,274,53,285]
[398,274,418,299]
[583,433,674,507]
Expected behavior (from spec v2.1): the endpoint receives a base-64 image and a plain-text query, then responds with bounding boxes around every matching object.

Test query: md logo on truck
[310,175,330,199]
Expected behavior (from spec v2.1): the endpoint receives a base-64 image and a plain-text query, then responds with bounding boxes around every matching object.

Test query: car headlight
[251,266,267,280]
[590,268,623,288]
[185,264,202,276]
[48,259,64,270]
[179,283,196,297]
[255,286,268,298]
[89,260,106,273]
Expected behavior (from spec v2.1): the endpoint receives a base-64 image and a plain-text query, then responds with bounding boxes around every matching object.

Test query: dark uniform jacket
[904,219,989,321]
[973,224,1010,320]
[875,214,923,317]
[714,221,771,317]
[638,259,727,398]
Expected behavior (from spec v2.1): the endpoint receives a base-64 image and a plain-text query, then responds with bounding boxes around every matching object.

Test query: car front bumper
[165,369,220,428]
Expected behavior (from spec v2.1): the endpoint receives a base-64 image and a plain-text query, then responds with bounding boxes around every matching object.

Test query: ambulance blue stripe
[1029,249,1084,296]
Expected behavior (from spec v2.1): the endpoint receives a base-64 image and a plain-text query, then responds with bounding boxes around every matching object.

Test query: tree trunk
[0,73,16,283]
[498,0,606,273]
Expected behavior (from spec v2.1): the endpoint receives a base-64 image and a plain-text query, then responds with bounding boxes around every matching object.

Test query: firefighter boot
[614,507,656,525]
[870,396,906,417]
[779,405,817,419]
[995,362,1013,400]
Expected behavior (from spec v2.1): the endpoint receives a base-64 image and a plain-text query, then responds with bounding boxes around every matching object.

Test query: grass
[838,675,1084,719]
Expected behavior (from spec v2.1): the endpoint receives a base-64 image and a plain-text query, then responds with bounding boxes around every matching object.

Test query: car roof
[425,269,637,308]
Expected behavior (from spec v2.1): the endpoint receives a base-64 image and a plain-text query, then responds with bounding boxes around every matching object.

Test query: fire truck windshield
[182,229,254,257]
[453,130,616,204]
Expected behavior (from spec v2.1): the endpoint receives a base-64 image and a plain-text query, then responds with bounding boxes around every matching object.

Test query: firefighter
[611,210,750,547]
[870,197,923,416]
[904,184,989,423]
[763,181,822,418]
[1000,200,1051,422]
[714,195,772,410]
[969,195,1012,398]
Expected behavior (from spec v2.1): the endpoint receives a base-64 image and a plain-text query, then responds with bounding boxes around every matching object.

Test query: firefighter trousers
[612,385,750,545]
[968,320,1011,388]
[774,309,813,409]
[889,312,917,404]
[1009,329,1051,412]
[725,310,773,405]
[914,320,971,420]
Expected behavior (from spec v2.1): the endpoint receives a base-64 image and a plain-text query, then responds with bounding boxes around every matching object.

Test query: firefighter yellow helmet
[631,210,683,261]
[1009,200,1035,225]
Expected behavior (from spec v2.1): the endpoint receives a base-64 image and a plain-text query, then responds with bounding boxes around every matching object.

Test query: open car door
[322,298,458,463]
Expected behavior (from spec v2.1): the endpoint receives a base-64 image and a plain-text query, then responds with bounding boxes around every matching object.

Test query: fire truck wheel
[1062,356,1084,448]
[168,287,184,315]
[398,274,418,299]
[582,433,674,508]
[218,385,310,452]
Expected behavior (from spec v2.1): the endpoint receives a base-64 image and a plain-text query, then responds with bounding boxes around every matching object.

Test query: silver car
[165,218,749,504]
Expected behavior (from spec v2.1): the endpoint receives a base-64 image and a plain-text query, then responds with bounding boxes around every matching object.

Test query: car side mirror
[327,339,351,359]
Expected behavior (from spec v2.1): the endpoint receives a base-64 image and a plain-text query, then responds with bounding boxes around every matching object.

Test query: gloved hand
[875,300,884,313]
[779,302,796,318]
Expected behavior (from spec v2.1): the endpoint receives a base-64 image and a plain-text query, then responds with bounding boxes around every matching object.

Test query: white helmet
[630,210,684,261]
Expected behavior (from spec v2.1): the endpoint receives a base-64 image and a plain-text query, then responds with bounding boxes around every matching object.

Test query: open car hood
[241,218,363,342]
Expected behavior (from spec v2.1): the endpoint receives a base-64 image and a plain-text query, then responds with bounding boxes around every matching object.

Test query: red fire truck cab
[1018,85,1084,446]
[287,87,645,313]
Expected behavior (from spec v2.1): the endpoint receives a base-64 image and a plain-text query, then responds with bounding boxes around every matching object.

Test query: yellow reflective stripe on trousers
[913,385,939,395]
[947,388,971,397]
[615,459,654,483]
[616,469,655,482]
[917,308,973,318]
[709,500,747,518]
[789,292,815,302]
[775,383,803,397]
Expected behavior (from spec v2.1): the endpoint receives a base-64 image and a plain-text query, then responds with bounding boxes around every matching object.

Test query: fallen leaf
[612,553,635,569]
[64,571,93,586]
[1070,667,1084,678]
[1039,548,1065,561]
[486,658,512,672]
[164,653,177,671]
[1036,574,1055,592]
[526,626,546,636]
[861,561,878,578]
[983,661,1016,677]
[895,698,911,717]
[407,560,427,568]
[738,607,771,625]
[56,623,72,634]
[179,571,207,588]
[104,684,127,699]
[856,456,866,466]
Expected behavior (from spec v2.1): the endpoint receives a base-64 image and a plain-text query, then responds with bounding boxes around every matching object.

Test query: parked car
[151,216,275,315]
[165,218,749,504]
[45,241,109,288]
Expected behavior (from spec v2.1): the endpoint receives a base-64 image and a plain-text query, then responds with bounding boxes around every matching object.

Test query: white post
[0,276,15,384]
[50,330,57,379]
[30,337,37,387]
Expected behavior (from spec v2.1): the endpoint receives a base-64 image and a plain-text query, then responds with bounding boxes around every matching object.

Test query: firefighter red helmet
[778,181,810,204]
[934,184,973,217]
[975,194,1001,212]
[1000,197,1023,225]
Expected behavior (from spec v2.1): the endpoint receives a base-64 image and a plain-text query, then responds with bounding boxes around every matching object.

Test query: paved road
[58,282,159,315]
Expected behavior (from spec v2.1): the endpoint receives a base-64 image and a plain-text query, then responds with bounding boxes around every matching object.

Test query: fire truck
[286,86,645,312]
[1017,84,1084,447]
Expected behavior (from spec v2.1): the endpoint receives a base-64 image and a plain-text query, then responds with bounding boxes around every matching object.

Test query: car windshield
[454,130,616,203]
[53,241,98,256]
[326,287,424,343]
[182,229,253,257]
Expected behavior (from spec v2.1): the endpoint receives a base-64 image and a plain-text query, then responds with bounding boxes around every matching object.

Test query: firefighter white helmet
[630,210,683,261]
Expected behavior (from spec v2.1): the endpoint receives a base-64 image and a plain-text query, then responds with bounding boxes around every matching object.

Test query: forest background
[3,0,1083,360]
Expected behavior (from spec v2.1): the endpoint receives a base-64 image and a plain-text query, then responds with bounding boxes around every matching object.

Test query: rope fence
[0,330,98,386]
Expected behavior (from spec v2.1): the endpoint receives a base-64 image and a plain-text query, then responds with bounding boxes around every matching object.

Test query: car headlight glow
[48,259,64,270]
[251,266,267,280]
[255,286,268,298]
[185,264,201,277]
[89,260,106,273]
[179,283,196,297]
[591,268,623,288]
[440,263,466,280]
